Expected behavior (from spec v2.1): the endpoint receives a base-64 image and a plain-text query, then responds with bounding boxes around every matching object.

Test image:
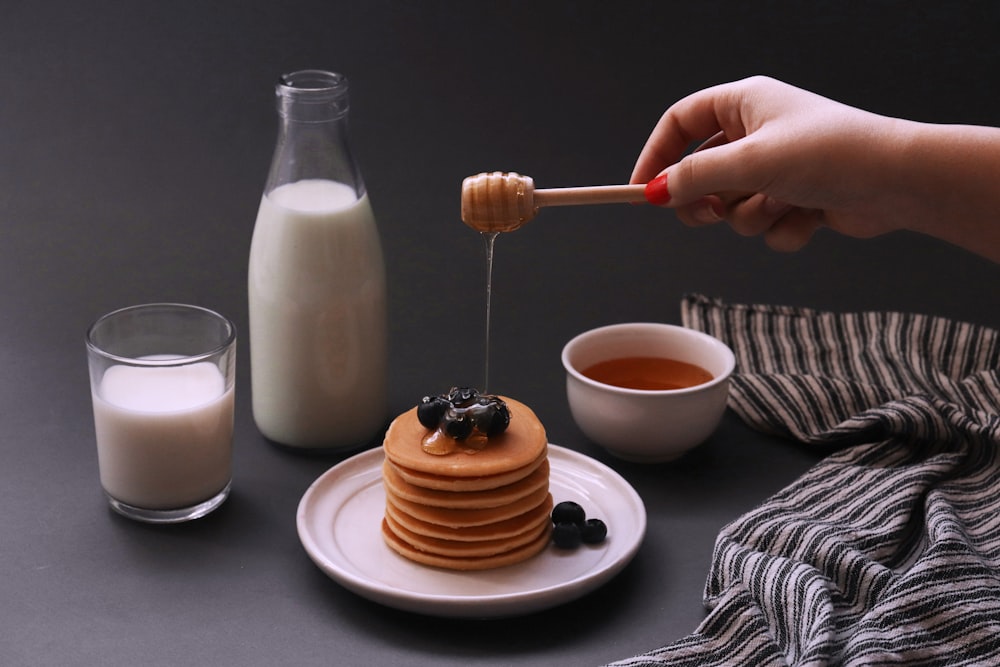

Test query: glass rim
[85,302,236,367]
[277,69,347,95]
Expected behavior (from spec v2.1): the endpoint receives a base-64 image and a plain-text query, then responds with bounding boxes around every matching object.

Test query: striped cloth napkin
[611,294,1000,667]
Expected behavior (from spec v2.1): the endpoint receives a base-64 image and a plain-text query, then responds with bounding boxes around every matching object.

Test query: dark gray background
[2,2,998,665]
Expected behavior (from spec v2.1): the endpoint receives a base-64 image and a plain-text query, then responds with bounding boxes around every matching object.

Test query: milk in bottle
[248,71,387,449]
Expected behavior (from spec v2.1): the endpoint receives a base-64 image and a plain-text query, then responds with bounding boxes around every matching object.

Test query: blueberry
[552,522,582,549]
[444,416,473,440]
[417,396,449,429]
[580,519,608,544]
[486,401,510,436]
[465,402,500,436]
[416,389,511,440]
[448,386,478,406]
[551,501,585,526]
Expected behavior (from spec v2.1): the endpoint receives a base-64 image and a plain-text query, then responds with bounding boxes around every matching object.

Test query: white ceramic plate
[296,444,646,618]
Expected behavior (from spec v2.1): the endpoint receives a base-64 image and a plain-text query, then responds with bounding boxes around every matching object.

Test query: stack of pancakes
[381,397,552,570]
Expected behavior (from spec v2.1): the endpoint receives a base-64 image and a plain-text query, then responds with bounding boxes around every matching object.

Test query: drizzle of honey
[421,428,488,455]
[421,428,456,455]
[581,356,713,390]
[482,231,499,393]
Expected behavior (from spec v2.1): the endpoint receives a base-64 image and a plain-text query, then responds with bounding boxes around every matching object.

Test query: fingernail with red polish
[644,173,671,206]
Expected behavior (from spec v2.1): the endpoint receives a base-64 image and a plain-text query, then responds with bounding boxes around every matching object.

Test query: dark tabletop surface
[3,2,999,665]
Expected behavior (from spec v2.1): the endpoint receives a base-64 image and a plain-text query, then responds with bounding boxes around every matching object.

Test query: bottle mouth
[279,70,347,92]
[276,70,349,119]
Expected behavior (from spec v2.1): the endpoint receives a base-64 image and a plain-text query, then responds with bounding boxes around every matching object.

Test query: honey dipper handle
[532,184,648,208]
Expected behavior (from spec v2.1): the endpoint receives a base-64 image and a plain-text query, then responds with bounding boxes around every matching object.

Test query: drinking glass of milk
[86,303,236,523]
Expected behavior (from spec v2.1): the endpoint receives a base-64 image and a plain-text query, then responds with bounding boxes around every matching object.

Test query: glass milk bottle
[248,70,388,450]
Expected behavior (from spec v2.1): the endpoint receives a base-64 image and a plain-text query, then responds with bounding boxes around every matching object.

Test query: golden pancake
[385,484,550,529]
[383,397,547,478]
[389,450,547,492]
[384,493,553,542]
[383,513,551,558]
[380,392,553,570]
[386,487,549,528]
[382,458,550,510]
[381,518,552,571]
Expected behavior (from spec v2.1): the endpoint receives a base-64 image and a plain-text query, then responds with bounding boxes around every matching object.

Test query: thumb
[645,140,760,208]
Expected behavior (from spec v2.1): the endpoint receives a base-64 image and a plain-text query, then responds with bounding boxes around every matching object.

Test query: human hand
[631,76,911,251]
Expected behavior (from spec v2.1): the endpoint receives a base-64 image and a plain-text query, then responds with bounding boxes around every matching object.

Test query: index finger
[630,80,752,185]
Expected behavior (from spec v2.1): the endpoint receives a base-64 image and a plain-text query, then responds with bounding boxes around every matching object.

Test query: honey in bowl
[581,356,713,391]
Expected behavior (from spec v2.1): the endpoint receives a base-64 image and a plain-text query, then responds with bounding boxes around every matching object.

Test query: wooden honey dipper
[461,171,650,232]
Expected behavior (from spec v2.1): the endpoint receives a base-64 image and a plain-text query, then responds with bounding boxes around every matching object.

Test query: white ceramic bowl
[561,323,735,463]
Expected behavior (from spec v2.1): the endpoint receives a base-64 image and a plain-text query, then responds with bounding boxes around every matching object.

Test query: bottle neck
[264,70,365,197]
[276,70,349,122]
